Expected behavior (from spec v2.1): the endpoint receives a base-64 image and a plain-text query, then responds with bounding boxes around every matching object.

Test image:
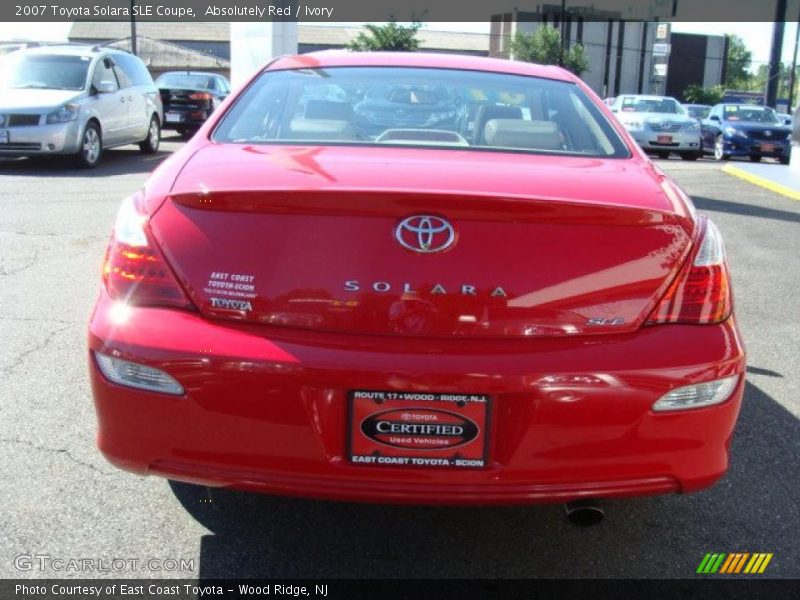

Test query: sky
[0,20,798,72]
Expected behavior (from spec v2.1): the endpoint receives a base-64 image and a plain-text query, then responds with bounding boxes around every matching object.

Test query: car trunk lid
[150,144,694,338]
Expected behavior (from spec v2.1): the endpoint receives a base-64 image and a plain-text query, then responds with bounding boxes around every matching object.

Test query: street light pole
[766,0,787,108]
[130,0,137,56]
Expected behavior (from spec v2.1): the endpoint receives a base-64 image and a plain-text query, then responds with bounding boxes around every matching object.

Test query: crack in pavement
[0,324,73,377]
[0,231,60,237]
[0,316,82,325]
[0,437,112,476]
[0,248,42,277]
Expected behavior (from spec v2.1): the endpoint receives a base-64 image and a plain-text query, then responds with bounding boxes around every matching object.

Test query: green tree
[682,84,725,105]
[348,19,422,52]
[753,62,800,99]
[724,34,754,90]
[510,26,589,77]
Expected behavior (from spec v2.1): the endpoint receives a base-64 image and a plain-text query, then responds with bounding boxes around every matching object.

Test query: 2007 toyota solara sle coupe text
[88,52,745,512]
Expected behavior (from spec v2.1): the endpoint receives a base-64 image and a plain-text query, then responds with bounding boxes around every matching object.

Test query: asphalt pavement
[1,143,798,579]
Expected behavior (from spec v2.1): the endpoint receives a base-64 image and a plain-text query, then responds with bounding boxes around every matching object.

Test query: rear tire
[713,135,729,161]
[72,122,102,168]
[139,115,160,154]
[780,155,791,165]
[749,155,762,163]
[680,152,700,161]
[656,151,670,159]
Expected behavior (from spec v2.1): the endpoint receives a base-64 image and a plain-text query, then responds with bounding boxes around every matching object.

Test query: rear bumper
[162,105,210,129]
[88,291,746,505]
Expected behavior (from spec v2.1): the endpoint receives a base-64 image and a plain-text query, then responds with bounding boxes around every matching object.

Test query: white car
[610,95,702,160]
[0,44,163,168]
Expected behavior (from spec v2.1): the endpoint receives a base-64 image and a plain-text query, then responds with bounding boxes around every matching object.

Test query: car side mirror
[95,81,116,94]
[709,115,720,122]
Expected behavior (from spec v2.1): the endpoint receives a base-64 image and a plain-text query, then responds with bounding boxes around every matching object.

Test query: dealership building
[62,19,724,101]
[489,9,725,100]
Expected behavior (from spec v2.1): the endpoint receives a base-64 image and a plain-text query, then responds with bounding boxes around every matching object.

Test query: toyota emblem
[395,215,456,254]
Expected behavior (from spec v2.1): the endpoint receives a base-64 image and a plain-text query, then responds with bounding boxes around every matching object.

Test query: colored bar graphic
[696,554,713,574]
[734,553,750,573]
[710,553,726,573]
[701,552,772,574]
[719,554,735,573]
[758,554,773,573]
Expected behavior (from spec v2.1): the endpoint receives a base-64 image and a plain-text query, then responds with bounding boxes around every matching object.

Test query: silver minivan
[0,44,163,168]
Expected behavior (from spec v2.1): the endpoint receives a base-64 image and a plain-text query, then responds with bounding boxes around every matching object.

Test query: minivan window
[92,59,119,92]
[0,54,91,91]
[110,59,132,88]
[213,67,630,158]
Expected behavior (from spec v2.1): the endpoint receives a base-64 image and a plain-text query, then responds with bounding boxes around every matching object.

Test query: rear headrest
[474,104,523,143]
[289,119,356,141]
[304,100,353,121]
[483,119,562,150]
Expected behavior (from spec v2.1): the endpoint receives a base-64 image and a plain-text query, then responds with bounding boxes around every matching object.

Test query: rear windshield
[0,54,90,91]
[157,73,215,90]
[213,67,630,158]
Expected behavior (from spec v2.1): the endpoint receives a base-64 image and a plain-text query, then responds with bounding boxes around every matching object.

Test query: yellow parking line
[721,164,800,201]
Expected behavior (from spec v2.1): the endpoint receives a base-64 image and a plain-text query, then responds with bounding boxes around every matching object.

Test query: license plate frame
[761,143,775,153]
[347,390,491,470]
[656,135,673,144]
[165,112,184,123]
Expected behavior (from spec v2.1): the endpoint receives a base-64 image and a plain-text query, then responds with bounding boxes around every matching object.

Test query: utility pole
[766,0,787,108]
[130,0,137,56]
[788,20,800,113]
[559,0,566,67]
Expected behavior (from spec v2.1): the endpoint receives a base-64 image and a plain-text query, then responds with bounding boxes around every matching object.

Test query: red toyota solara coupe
[88,52,745,510]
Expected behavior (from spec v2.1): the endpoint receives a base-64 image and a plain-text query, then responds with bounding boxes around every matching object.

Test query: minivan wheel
[656,151,670,159]
[780,155,791,165]
[749,155,762,162]
[73,122,102,168]
[139,116,160,154]
[680,152,700,161]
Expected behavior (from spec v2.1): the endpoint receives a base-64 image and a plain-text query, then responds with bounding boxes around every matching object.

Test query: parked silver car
[610,95,702,160]
[0,44,162,168]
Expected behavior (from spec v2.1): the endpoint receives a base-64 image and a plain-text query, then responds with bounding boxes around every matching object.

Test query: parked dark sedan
[353,83,465,138]
[156,71,230,137]
[684,104,710,121]
[701,103,791,164]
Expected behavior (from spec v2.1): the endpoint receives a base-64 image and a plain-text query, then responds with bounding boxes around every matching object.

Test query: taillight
[102,193,192,308]
[647,217,731,325]
[188,92,213,102]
